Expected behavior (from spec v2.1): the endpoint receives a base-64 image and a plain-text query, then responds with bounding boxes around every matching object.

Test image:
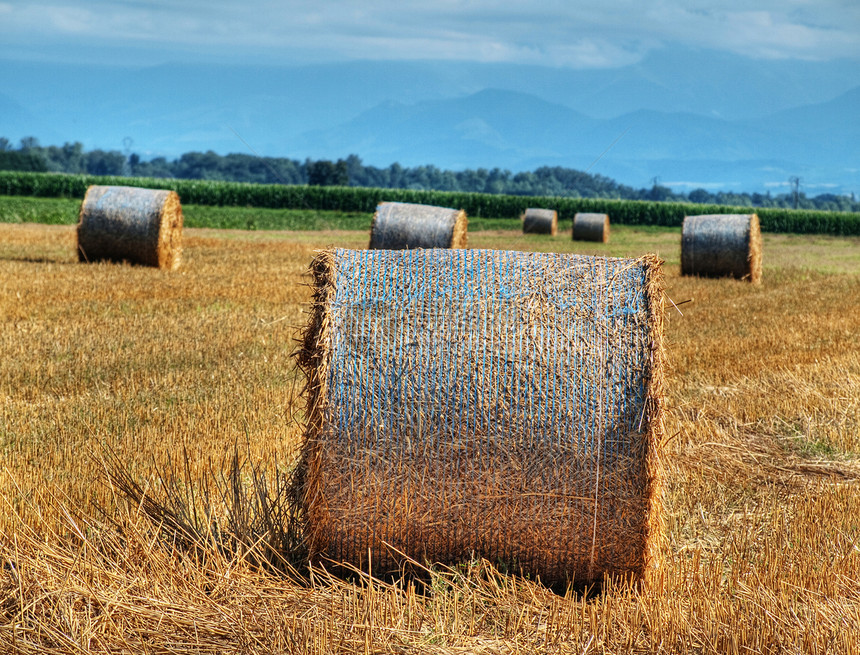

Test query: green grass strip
[2,171,859,235]
[0,195,525,232]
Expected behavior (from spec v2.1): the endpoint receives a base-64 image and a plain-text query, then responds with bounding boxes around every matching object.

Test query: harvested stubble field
[1,221,859,654]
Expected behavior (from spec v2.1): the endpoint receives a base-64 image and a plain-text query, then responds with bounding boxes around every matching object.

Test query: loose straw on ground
[521,208,558,235]
[77,185,183,269]
[573,213,610,243]
[368,202,467,249]
[681,214,762,283]
[295,248,666,589]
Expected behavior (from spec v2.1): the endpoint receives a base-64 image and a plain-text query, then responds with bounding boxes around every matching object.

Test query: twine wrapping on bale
[522,208,558,235]
[368,202,467,250]
[573,213,611,243]
[296,248,666,589]
[681,214,762,283]
[77,185,183,269]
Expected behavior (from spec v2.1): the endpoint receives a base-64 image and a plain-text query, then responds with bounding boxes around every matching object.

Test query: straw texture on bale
[573,213,611,243]
[296,248,666,588]
[368,202,467,250]
[77,185,183,269]
[521,208,558,235]
[681,214,762,283]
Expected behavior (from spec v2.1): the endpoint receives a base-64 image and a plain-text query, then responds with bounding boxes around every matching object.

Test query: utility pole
[788,176,801,209]
[122,137,134,177]
[650,176,661,201]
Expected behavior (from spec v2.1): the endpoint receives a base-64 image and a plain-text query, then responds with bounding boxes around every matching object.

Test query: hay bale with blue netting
[77,185,183,269]
[681,213,761,283]
[368,201,467,250]
[522,207,558,235]
[295,248,666,589]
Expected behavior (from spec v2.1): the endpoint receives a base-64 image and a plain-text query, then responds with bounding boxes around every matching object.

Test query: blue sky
[2,0,859,68]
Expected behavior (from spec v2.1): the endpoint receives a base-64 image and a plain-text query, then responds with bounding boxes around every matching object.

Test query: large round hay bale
[681,214,761,283]
[77,185,183,269]
[368,202,467,250]
[522,207,558,235]
[573,213,610,243]
[296,248,666,589]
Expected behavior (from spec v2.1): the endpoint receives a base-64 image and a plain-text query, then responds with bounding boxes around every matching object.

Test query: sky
[2,0,859,68]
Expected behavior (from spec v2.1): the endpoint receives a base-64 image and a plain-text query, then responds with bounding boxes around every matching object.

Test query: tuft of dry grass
[1,222,860,653]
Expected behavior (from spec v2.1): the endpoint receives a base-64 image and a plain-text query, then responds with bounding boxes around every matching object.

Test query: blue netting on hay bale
[297,248,664,587]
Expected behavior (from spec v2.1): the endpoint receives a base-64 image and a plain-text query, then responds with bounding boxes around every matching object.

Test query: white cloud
[719,10,857,59]
[45,6,94,34]
[1,1,858,66]
[638,4,860,60]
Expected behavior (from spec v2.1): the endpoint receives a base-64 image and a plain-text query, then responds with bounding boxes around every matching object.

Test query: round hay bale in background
[681,214,761,283]
[296,248,666,589]
[573,212,611,243]
[368,202,467,250]
[77,185,183,269]
[521,207,558,235]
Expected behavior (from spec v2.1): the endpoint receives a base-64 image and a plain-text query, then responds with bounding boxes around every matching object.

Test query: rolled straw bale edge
[748,213,762,284]
[641,253,666,586]
[368,211,381,249]
[450,209,468,249]
[293,250,339,560]
[156,190,184,270]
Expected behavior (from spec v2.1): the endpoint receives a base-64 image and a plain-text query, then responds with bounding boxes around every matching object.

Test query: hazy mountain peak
[0,54,857,194]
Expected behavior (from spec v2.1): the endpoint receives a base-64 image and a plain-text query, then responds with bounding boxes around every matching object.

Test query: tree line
[1,136,857,212]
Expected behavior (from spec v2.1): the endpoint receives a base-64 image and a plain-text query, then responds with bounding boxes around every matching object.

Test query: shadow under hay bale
[573,213,610,243]
[681,213,762,283]
[368,202,467,250]
[295,248,666,590]
[521,208,558,235]
[77,185,183,269]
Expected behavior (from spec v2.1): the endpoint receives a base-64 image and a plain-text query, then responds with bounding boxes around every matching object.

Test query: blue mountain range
[1,48,857,194]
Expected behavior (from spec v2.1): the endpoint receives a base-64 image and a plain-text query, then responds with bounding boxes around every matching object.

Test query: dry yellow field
[1,222,859,653]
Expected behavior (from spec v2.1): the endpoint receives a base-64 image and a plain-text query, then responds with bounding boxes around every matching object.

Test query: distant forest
[1,136,858,212]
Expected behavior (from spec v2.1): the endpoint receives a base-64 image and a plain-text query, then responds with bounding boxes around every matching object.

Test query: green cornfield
[1,170,858,235]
